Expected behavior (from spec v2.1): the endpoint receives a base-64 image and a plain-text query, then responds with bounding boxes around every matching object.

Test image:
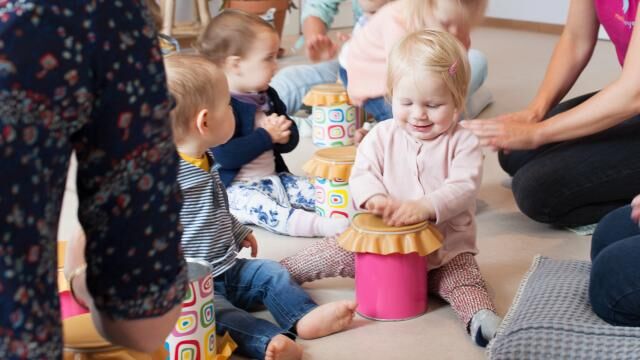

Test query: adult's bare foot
[296,300,357,339]
[265,334,303,360]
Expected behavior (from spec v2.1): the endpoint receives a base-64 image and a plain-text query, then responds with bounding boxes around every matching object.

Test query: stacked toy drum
[303,83,357,147]
[303,146,359,220]
[59,254,236,359]
[165,259,223,360]
[338,214,443,321]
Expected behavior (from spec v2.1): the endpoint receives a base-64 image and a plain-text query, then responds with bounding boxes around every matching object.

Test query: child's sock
[286,209,349,237]
[469,309,502,347]
[315,216,350,237]
[280,236,355,283]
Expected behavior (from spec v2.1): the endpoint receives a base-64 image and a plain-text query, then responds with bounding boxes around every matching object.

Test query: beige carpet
[57,26,621,359]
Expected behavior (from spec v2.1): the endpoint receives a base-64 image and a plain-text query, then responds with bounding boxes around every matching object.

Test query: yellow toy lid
[302,83,351,106]
[338,213,443,256]
[302,146,356,179]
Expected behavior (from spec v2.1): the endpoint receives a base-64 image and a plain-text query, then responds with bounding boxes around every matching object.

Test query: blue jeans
[270,59,340,114]
[589,205,640,326]
[339,49,489,121]
[498,92,640,226]
[214,259,318,359]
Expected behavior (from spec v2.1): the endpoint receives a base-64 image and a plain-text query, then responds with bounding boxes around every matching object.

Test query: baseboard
[482,17,564,35]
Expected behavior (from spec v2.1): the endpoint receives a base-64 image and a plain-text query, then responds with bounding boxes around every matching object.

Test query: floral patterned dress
[0,1,187,358]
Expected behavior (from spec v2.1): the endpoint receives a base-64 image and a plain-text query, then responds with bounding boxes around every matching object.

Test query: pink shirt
[235,112,276,181]
[349,120,483,268]
[595,0,638,65]
[345,1,408,105]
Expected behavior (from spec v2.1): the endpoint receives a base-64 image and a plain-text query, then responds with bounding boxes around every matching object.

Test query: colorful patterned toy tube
[165,259,216,360]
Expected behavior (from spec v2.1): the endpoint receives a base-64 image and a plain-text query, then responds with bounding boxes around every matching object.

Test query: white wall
[486,0,570,25]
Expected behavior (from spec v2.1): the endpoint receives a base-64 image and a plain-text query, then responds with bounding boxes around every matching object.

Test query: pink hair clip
[448,60,458,76]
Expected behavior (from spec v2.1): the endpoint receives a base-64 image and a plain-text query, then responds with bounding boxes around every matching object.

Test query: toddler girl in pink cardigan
[343,0,490,143]
[282,29,501,347]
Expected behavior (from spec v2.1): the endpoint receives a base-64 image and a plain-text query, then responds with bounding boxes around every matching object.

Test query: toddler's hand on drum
[241,233,258,257]
[383,199,434,227]
[365,195,390,216]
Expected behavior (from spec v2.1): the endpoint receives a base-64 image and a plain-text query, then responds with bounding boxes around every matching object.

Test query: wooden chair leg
[161,0,175,35]
[196,0,211,28]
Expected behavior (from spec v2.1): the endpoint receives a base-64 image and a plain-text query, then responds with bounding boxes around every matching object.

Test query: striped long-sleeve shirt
[177,153,252,277]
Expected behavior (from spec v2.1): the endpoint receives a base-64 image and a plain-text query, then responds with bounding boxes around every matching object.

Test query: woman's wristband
[68,264,89,310]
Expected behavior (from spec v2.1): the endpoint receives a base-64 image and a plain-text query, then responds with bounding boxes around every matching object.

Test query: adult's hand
[302,15,338,62]
[305,33,339,62]
[461,110,544,151]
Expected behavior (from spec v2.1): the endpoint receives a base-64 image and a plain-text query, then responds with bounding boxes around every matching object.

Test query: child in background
[281,30,501,347]
[270,0,394,117]
[165,54,357,360]
[195,10,349,238]
[343,0,490,141]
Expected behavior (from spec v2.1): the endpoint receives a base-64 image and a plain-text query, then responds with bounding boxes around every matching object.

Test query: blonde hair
[387,30,470,112]
[163,54,226,142]
[404,0,487,32]
[195,9,277,65]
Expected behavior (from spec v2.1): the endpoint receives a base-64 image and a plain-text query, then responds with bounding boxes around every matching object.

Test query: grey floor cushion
[488,256,640,360]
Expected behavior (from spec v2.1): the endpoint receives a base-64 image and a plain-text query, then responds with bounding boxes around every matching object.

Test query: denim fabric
[271,60,340,114]
[214,259,318,358]
[498,92,640,226]
[589,205,640,326]
[227,173,316,234]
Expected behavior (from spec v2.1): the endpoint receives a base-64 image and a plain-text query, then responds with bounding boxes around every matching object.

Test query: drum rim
[351,213,429,235]
[313,146,356,164]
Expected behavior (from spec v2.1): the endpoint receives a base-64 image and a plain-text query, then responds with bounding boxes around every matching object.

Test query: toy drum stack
[303,145,359,220]
[338,214,443,321]
[165,259,221,360]
[303,83,357,147]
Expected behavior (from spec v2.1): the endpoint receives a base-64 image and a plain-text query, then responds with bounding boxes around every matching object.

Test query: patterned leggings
[227,173,315,235]
[280,237,496,326]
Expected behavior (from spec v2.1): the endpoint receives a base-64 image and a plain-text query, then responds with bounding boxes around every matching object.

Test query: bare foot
[296,300,357,339]
[265,334,303,360]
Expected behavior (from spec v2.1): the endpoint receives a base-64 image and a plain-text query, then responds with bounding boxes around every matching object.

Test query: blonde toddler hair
[195,9,277,65]
[163,54,226,143]
[387,30,471,113]
[404,0,487,33]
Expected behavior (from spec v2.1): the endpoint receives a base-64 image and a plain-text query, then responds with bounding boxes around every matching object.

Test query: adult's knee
[497,151,521,176]
[590,205,632,260]
[589,242,640,326]
[511,172,559,224]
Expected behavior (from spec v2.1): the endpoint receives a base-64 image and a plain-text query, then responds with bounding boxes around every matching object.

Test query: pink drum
[338,213,443,321]
[356,252,427,320]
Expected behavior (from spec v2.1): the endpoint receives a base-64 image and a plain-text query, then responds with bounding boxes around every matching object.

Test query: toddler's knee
[260,260,293,282]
